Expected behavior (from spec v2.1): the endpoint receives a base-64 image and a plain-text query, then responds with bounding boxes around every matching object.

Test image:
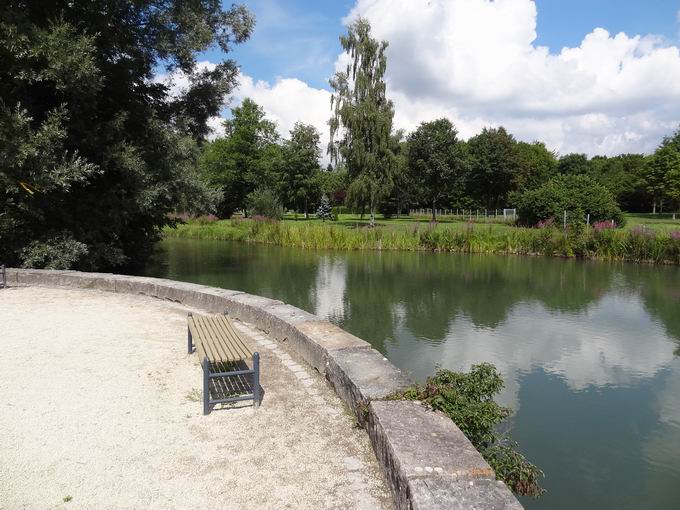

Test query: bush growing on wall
[513,174,625,227]
[400,363,544,497]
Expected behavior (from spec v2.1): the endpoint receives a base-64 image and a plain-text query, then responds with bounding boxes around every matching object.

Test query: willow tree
[328,18,394,226]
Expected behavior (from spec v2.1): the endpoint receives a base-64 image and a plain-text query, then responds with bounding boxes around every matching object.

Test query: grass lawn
[623,213,680,232]
[282,213,517,232]
[279,212,680,233]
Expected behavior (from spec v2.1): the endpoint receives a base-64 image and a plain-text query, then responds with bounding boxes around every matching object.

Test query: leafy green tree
[381,130,413,217]
[467,127,521,209]
[514,174,625,227]
[647,129,680,213]
[329,18,394,226]
[317,167,348,206]
[592,154,650,212]
[408,119,467,221]
[556,153,593,176]
[0,1,253,269]
[514,141,557,192]
[280,122,321,218]
[201,98,279,217]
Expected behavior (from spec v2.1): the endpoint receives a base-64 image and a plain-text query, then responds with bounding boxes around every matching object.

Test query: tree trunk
[653,200,657,214]
[432,199,437,222]
[304,198,308,220]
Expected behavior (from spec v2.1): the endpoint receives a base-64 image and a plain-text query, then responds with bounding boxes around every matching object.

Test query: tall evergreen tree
[316,194,333,221]
[0,1,253,269]
[329,18,394,226]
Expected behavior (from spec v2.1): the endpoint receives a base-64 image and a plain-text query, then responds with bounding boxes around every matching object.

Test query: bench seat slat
[213,317,252,359]
[188,321,208,361]
[194,317,220,362]
[206,315,234,361]
[189,314,254,363]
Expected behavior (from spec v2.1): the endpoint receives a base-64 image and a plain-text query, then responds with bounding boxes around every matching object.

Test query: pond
[143,237,680,510]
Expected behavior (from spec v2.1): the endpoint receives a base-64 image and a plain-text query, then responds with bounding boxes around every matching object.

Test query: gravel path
[0,286,392,510]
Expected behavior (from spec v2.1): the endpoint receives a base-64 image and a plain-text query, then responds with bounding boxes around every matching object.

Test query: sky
[178,0,680,158]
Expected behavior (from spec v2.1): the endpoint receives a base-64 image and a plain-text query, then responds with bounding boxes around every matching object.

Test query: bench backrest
[189,314,253,363]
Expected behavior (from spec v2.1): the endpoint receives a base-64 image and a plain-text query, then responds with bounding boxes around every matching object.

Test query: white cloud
[154,61,217,97]
[234,74,332,149]
[158,1,680,157]
[346,0,680,155]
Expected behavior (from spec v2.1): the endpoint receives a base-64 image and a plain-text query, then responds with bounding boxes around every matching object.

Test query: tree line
[203,18,680,225]
[201,101,680,224]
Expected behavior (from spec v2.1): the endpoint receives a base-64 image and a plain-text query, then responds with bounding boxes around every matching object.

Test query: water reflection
[142,238,680,509]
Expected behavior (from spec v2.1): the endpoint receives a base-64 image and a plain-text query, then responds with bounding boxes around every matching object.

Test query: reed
[164,218,680,265]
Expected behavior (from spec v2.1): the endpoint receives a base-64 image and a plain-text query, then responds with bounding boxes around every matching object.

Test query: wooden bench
[187,312,260,414]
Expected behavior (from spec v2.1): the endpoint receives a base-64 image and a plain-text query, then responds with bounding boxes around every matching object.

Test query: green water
[143,237,680,509]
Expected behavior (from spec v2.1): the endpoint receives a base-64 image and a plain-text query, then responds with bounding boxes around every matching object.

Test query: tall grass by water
[165,217,680,265]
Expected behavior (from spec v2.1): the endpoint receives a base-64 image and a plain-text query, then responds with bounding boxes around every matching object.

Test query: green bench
[187,312,260,414]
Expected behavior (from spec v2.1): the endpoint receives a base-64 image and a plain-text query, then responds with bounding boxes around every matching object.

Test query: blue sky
[204,0,680,90]
[188,0,680,157]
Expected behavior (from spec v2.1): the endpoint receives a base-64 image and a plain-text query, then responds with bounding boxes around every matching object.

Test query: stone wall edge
[6,269,522,509]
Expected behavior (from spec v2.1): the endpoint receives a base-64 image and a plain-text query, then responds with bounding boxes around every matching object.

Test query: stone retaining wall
[5,268,522,510]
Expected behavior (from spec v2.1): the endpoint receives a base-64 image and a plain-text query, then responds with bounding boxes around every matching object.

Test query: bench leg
[187,312,193,354]
[202,356,210,415]
[253,352,260,407]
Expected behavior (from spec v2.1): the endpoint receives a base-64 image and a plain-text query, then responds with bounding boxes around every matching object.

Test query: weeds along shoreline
[164,218,680,266]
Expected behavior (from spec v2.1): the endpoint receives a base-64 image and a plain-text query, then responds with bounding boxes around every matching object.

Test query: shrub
[514,174,625,227]
[193,214,219,225]
[400,363,544,497]
[20,233,89,269]
[246,188,284,220]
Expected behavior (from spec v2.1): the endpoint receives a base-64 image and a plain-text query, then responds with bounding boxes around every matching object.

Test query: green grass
[165,213,680,265]
[623,213,680,233]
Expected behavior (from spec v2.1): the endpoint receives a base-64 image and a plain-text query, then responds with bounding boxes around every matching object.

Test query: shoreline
[4,269,523,510]
[164,219,680,266]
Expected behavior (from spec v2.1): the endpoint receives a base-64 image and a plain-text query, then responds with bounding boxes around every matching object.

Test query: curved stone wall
[5,268,522,510]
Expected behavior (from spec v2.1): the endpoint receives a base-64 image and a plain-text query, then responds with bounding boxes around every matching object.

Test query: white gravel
[0,286,392,510]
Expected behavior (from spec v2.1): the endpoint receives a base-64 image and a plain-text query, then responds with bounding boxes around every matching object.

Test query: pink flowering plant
[592,220,616,231]
[536,218,555,229]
